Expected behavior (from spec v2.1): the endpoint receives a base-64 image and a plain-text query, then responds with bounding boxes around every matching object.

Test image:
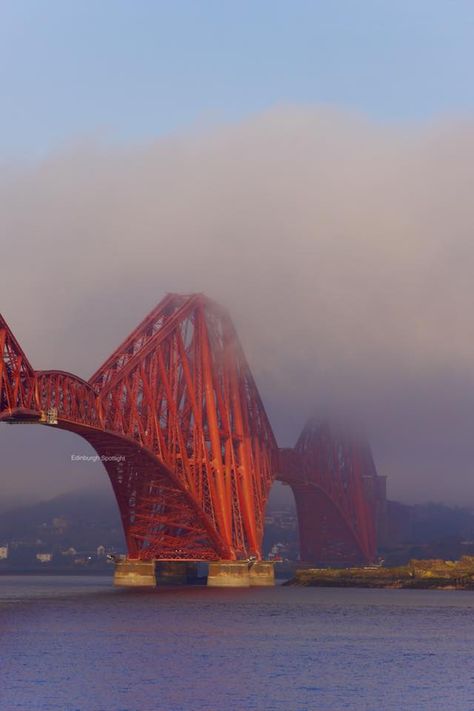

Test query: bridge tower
[1,295,380,585]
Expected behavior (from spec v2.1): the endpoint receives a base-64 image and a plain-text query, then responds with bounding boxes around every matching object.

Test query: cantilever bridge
[0,294,381,568]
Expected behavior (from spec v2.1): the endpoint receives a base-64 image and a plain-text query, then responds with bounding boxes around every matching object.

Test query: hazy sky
[1,2,474,157]
[1,4,474,507]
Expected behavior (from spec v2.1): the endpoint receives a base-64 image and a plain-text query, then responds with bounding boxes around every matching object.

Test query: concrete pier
[249,561,275,586]
[207,561,251,587]
[207,560,275,587]
[114,558,275,588]
[114,558,156,587]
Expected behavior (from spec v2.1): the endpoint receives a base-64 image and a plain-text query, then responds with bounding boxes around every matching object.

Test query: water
[1,576,474,711]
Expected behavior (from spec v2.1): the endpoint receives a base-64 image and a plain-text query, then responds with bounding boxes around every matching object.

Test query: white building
[36,552,53,563]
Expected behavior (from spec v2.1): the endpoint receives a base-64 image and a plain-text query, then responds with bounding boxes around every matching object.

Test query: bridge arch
[277,420,379,565]
[0,404,225,561]
[0,295,278,562]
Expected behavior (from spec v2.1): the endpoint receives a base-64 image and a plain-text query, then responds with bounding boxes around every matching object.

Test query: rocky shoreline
[285,556,474,590]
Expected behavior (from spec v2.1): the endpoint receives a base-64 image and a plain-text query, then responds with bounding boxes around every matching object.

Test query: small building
[36,552,53,563]
[0,545,8,560]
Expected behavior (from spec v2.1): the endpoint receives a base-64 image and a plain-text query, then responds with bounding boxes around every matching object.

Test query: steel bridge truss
[0,294,379,563]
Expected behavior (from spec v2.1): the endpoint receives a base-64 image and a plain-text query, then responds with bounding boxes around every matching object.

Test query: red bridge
[0,294,382,585]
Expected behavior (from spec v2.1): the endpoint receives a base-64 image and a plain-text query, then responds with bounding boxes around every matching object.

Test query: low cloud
[1,106,474,504]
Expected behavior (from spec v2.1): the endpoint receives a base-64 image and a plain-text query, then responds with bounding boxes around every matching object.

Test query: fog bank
[1,107,474,504]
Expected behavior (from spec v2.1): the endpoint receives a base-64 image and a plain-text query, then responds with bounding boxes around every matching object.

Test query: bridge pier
[207,561,250,587]
[249,561,275,586]
[207,561,275,587]
[113,558,156,587]
[113,559,276,588]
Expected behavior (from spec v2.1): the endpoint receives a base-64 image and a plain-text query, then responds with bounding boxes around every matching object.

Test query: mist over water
[1,107,474,504]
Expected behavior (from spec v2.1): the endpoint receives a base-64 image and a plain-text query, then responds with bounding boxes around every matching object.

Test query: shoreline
[286,557,474,590]
[285,577,474,590]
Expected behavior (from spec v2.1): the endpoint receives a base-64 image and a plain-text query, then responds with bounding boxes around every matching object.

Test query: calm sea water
[1,576,474,711]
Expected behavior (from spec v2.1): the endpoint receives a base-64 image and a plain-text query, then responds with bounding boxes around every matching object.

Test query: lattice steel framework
[278,420,378,564]
[0,295,378,563]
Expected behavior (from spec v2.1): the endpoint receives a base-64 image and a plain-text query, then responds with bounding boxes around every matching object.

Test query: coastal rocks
[287,556,474,590]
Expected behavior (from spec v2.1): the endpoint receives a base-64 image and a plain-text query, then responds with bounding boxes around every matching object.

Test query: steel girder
[0,296,378,563]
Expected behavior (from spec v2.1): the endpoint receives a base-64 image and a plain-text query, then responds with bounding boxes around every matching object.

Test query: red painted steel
[0,296,378,563]
[278,420,379,564]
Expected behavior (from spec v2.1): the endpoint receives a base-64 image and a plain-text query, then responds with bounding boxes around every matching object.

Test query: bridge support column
[156,562,200,585]
[114,558,156,587]
[249,561,275,586]
[207,561,251,587]
[207,561,275,587]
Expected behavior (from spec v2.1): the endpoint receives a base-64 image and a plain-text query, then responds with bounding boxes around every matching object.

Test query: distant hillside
[2,487,473,568]
[0,489,125,552]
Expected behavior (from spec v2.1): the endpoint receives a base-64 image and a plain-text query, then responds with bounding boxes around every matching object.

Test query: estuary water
[1,576,474,711]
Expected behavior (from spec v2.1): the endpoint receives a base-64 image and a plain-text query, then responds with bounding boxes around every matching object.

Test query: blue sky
[1,1,474,158]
